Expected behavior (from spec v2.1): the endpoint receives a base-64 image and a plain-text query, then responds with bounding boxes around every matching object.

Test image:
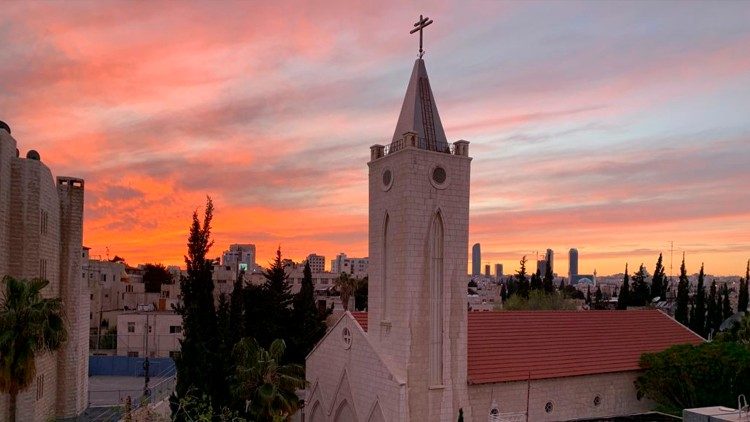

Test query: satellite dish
[652,296,661,303]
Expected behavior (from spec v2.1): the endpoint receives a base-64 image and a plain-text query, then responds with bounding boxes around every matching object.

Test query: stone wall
[468,371,654,421]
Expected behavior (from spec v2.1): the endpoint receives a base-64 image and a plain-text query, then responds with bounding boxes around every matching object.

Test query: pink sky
[2,1,749,275]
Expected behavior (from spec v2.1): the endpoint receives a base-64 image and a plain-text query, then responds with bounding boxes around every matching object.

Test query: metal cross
[410,15,433,58]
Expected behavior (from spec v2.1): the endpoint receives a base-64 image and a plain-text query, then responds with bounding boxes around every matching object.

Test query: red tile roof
[467,310,703,384]
[348,309,703,385]
[351,311,368,332]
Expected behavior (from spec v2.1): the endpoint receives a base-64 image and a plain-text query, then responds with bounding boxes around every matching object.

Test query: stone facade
[467,372,653,421]
[0,124,88,421]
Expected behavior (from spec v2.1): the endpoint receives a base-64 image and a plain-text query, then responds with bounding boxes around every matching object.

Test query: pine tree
[739,260,750,313]
[630,264,650,306]
[617,264,629,310]
[543,261,555,294]
[172,197,221,416]
[674,255,690,326]
[515,256,529,299]
[689,264,706,337]
[722,284,732,321]
[651,253,666,301]
[252,247,294,349]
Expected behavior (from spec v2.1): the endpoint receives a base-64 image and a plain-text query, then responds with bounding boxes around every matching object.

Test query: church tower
[367,57,472,421]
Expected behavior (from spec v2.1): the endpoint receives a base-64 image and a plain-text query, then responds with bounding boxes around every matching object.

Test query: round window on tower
[430,165,448,189]
[381,168,393,191]
[544,402,554,413]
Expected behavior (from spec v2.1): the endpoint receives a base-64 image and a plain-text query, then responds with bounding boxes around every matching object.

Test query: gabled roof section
[467,310,703,384]
[390,58,449,152]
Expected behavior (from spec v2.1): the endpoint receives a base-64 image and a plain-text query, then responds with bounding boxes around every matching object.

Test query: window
[101,273,106,282]
[127,351,139,357]
[169,325,182,334]
[593,396,602,407]
[90,294,93,300]
[40,210,48,235]
[39,259,47,280]
[428,212,444,385]
[126,285,133,293]
[127,322,135,333]
[545,402,554,414]
[35,374,44,400]
[169,351,181,359]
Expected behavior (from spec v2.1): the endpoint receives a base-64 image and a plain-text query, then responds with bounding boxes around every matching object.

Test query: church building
[305,41,702,422]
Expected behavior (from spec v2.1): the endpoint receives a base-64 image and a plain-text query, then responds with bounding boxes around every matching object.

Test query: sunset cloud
[1,1,749,275]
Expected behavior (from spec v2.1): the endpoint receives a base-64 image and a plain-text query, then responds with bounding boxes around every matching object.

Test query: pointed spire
[391,59,449,152]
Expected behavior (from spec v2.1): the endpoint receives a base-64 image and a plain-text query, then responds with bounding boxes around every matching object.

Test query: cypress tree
[228,270,245,346]
[500,283,508,302]
[689,264,706,337]
[722,284,732,321]
[674,255,690,326]
[515,256,529,299]
[739,260,750,313]
[543,261,555,294]
[289,261,331,364]
[172,197,220,416]
[559,278,565,291]
[617,264,629,310]
[630,264,650,306]
[707,280,719,336]
[586,286,592,305]
[595,286,603,307]
[651,253,666,300]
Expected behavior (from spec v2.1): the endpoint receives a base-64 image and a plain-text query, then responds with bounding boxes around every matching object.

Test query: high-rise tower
[471,243,481,276]
[569,248,579,279]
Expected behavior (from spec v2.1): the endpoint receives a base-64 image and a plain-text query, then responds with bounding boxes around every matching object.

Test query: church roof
[466,310,703,384]
[390,59,449,152]
[349,309,702,384]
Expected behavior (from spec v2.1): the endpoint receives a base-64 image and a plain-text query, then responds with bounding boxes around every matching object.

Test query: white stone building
[0,121,89,421]
[116,311,183,359]
[307,253,327,273]
[304,57,703,421]
[331,253,369,279]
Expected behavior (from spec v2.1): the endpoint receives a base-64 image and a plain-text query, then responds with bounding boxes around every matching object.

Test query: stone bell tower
[367,57,472,421]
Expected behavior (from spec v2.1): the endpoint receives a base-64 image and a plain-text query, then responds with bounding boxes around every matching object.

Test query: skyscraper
[569,248,579,278]
[546,248,554,274]
[484,264,491,277]
[472,243,481,276]
[495,263,504,278]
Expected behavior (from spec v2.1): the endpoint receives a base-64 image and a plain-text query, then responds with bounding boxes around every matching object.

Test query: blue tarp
[89,355,176,377]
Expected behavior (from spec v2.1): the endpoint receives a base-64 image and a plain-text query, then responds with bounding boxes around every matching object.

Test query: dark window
[432,166,447,184]
[127,351,139,357]
[169,325,182,334]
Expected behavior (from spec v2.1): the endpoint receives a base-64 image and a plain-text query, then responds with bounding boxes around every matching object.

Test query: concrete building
[221,243,256,273]
[471,243,481,276]
[307,253,326,273]
[495,263,504,279]
[484,264,490,277]
[331,253,369,279]
[304,53,702,422]
[0,121,89,421]
[116,311,183,359]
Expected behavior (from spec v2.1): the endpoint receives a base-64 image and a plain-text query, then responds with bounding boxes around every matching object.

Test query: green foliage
[722,284,732,321]
[288,262,331,364]
[503,290,576,311]
[617,264,629,310]
[172,391,246,421]
[635,342,750,414]
[707,280,721,336]
[334,272,358,312]
[142,263,172,293]
[232,338,307,421]
[529,270,542,292]
[689,265,707,338]
[0,276,67,422]
[716,313,750,344]
[675,257,690,325]
[595,286,603,306]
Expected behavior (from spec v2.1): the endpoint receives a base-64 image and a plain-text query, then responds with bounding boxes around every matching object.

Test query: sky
[2,1,749,276]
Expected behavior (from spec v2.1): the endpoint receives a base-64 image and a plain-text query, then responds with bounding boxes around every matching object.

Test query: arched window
[429,212,444,385]
[382,213,389,321]
[334,400,356,422]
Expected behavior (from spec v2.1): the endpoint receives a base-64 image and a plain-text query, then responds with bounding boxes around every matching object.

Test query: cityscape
[2,2,750,422]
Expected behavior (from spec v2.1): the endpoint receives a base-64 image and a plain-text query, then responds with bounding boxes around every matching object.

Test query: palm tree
[232,338,306,421]
[0,276,67,422]
[334,272,358,312]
